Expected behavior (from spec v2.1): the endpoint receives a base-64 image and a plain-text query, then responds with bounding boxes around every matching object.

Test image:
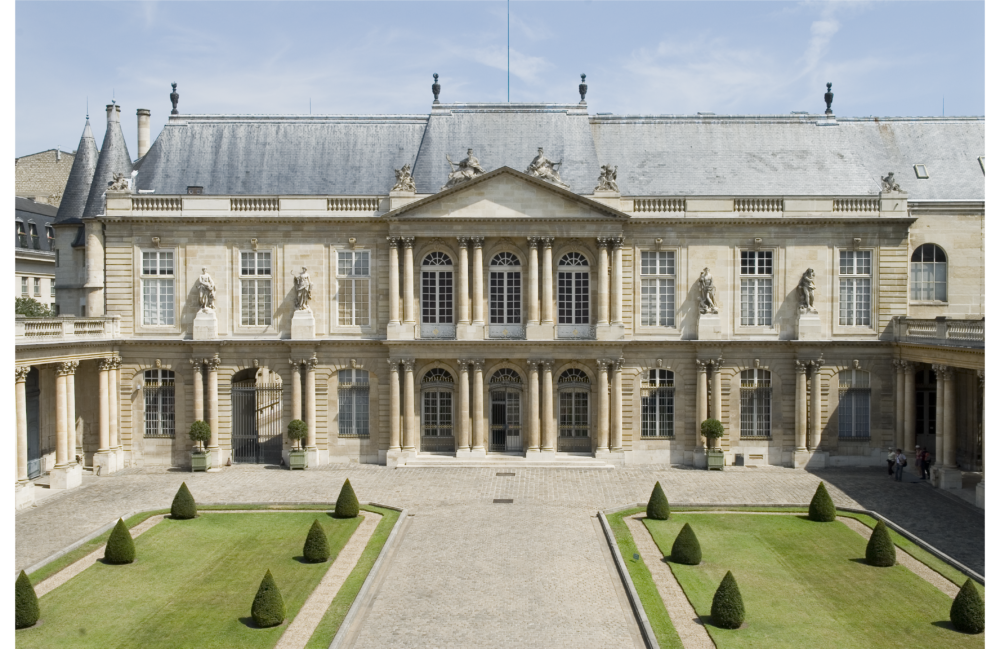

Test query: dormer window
[46,226,54,248]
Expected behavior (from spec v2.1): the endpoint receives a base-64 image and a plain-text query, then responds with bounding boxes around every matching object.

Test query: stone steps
[397,453,617,469]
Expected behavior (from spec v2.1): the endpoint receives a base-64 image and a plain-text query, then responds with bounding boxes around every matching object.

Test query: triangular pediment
[386,167,626,220]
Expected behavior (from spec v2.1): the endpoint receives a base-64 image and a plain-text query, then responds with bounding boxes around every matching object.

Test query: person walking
[894,448,907,482]
[914,446,923,479]
[887,448,897,477]
[921,448,932,480]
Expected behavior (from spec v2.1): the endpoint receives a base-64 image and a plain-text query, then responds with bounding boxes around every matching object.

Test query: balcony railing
[893,317,984,348]
[15,316,120,344]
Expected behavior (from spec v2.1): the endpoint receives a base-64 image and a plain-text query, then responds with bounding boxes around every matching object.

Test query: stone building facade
[15,149,76,207]
[15,90,985,509]
[15,197,58,312]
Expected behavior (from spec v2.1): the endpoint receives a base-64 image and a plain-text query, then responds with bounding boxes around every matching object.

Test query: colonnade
[793,358,825,452]
[694,358,728,450]
[891,360,961,465]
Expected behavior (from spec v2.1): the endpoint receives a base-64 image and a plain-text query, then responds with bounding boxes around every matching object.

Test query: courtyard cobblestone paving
[15,464,984,648]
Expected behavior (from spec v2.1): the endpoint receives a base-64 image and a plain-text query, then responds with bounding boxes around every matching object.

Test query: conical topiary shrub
[950,578,985,633]
[251,569,285,628]
[335,479,359,518]
[170,482,197,520]
[670,523,702,565]
[865,520,896,567]
[303,519,330,563]
[711,570,745,629]
[104,518,136,564]
[808,482,837,522]
[15,570,39,629]
[646,481,670,520]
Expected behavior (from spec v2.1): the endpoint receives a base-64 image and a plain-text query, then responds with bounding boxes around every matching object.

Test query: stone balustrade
[15,316,120,343]
[894,316,984,348]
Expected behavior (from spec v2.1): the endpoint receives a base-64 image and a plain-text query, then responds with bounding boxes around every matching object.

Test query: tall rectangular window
[740,251,773,326]
[839,251,872,326]
[240,251,272,326]
[641,369,675,437]
[33,278,40,297]
[640,251,675,327]
[740,369,772,437]
[50,280,56,298]
[142,251,175,325]
[20,277,28,297]
[838,370,871,438]
[144,369,175,437]
[338,250,370,326]
[338,369,370,437]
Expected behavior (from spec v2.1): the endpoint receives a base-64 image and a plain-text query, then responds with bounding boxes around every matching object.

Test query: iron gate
[26,369,40,479]
[490,388,522,452]
[231,380,283,464]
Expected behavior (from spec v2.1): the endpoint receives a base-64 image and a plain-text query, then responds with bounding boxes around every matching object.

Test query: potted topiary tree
[189,420,212,471]
[287,419,308,470]
[701,418,725,470]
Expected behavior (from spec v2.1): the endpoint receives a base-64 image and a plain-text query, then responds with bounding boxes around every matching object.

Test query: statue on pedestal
[442,149,486,190]
[197,268,216,311]
[525,147,569,189]
[595,164,619,193]
[392,164,416,192]
[293,267,312,311]
[698,268,719,314]
[798,268,817,313]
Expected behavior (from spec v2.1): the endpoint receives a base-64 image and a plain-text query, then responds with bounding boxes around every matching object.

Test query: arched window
[558,369,590,439]
[557,253,589,329]
[740,369,771,438]
[838,370,870,439]
[641,369,675,437]
[422,368,453,439]
[489,367,522,384]
[489,253,521,336]
[338,369,369,437]
[144,369,175,437]
[490,368,522,451]
[911,244,947,301]
[421,252,454,337]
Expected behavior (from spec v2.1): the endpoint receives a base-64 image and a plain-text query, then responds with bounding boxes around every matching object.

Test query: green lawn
[18,512,363,649]
[642,513,985,649]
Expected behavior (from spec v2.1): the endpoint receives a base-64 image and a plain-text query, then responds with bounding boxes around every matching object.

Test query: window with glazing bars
[557,253,589,324]
[641,369,674,437]
[910,244,947,301]
[839,250,872,326]
[338,250,370,326]
[640,251,675,327]
[15,221,26,248]
[240,251,272,326]
[740,368,771,437]
[20,277,27,297]
[740,251,772,326]
[144,369,175,437]
[46,226,54,249]
[558,369,589,437]
[338,369,370,437]
[142,251,175,325]
[33,278,40,297]
[422,390,453,436]
[489,252,521,324]
[421,252,453,324]
[838,370,871,438]
[28,224,39,250]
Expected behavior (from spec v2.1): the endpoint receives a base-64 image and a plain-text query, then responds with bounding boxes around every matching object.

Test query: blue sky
[14,1,985,158]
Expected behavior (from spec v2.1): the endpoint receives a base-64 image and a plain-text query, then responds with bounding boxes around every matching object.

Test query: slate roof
[15,197,58,252]
[82,107,133,219]
[56,118,100,224]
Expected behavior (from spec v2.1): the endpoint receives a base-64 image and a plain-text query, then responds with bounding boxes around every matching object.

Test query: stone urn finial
[824,82,833,115]
[579,74,588,103]
[432,73,441,104]
[170,82,179,115]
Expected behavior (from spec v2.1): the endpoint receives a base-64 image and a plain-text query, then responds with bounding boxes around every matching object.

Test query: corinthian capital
[15,366,30,382]
[205,354,222,371]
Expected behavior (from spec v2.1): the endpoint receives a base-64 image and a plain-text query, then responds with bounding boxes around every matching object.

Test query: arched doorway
[490,368,522,452]
[231,366,283,464]
[26,368,41,478]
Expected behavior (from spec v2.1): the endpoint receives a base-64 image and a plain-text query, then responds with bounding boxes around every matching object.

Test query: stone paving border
[597,511,659,649]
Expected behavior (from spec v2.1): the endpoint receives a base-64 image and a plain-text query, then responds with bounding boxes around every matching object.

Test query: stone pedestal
[526,323,554,339]
[388,190,418,210]
[304,447,323,467]
[526,449,556,460]
[291,309,316,340]
[976,481,984,509]
[193,309,218,340]
[590,190,621,210]
[457,324,484,341]
[50,463,83,490]
[387,323,415,340]
[208,447,227,468]
[455,448,475,459]
[386,448,402,469]
[94,450,118,476]
[15,482,35,510]
[468,447,487,458]
[793,450,828,469]
[937,466,963,490]
[796,311,822,340]
[697,313,722,340]
[595,324,625,341]
[692,448,707,468]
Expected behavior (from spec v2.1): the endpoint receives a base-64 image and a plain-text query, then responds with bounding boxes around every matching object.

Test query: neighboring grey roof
[56,118,100,224]
[15,198,58,251]
[82,107,133,218]
[410,104,600,194]
[135,115,428,195]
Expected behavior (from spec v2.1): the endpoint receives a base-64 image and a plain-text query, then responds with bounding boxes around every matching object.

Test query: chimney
[137,109,151,158]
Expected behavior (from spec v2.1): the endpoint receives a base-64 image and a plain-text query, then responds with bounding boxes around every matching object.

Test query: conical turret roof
[82,104,133,218]
[55,118,100,224]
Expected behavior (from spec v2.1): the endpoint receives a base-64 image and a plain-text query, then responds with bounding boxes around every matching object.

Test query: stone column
[941,367,956,468]
[527,361,541,452]
[933,364,945,465]
[402,359,415,451]
[541,361,554,451]
[903,362,916,455]
[55,363,70,467]
[85,219,105,316]
[388,237,401,325]
[99,359,111,451]
[109,358,119,451]
[541,238,554,325]
[611,359,623,451]
[795,360,808,451]
[894,360,905,450]
[402,238,415,325]
[597,239,610,326]
[191,359,204,424]
[809,359,823,450]
[527,238,540,325]
[16,366,30,483]
[457,360,471,452]
[710,358,723,448]
[611,237,624,325]
[695,360,708,451]
[66,361,78,457]
[471,238,484,325]
[207,354,220,453]
[305,355,317,449]
[290,359,302,422]
[457,238,470,325]
[596,360,610,452]
[388,360,401,451]
[471,359,485,452]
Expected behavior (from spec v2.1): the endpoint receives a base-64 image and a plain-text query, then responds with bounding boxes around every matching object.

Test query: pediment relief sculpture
[525,147,569,189]
[595,164,619,193]
[392,163,416,192]
[442,149,486,190]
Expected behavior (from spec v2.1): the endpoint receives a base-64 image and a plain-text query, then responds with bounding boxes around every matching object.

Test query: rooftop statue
[798,268,817,313]
[525,147,569,189]
[197,268,216,311]
[392,163,416,192]
[443,149,486,190]
[292,267,312,311]
[881,171,902,193]
[108,172,130,191]
[698,267,719,315]
[595,164,619,193]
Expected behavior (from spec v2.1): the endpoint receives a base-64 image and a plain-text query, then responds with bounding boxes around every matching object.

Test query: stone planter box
[289,450,308,470]
[707,448,725,471]
[191,451,212,472]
